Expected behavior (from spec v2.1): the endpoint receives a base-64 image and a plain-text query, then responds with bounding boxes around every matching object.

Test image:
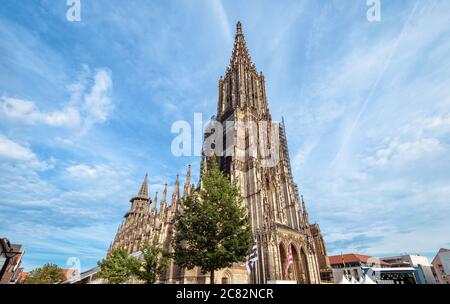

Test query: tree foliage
[97,248,135,284]
[98,244,170,284]
[129,242,170,284]
[25,263,66,284]
[173,158,252,283]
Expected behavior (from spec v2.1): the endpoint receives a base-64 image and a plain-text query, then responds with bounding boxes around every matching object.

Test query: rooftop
[329,253,391,266]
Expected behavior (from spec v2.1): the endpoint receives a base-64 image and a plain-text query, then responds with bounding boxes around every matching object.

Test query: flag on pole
[246,241,258,274]
[285,244,293,276]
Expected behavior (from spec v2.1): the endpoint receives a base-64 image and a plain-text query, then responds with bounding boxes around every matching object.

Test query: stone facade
[110,21,330,284]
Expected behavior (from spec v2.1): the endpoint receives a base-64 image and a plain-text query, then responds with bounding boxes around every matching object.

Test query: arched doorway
[290,245,310,284]
[291,245,301,282]
[221,270,232,284]
[279,243,287,280]
[300,247,310,284]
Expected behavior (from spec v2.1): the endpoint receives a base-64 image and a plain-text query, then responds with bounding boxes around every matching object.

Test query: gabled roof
[329,253,390,266]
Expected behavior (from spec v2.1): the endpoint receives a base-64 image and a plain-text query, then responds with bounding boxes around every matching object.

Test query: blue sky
[1,0,449,271]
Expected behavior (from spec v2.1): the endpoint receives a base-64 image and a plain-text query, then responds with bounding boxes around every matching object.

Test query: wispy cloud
[1,67,113,137]
[210,0,233,43]
[0,135,36,160]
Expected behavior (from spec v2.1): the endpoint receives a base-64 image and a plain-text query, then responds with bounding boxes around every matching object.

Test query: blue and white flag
[246,241,258,274]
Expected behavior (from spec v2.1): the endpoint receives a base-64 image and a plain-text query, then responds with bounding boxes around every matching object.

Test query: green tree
[129,242,170,284]
[173,158,252,284]
[25,263,66,284]
[97,248,134,284]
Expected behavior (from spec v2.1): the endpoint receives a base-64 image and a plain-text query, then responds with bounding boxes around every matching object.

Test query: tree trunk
[210,270,215,284]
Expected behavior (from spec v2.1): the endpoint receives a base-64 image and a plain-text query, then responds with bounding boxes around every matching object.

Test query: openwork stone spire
[228,21,257,74]
[136,173,149,199]
[218,21,268,116]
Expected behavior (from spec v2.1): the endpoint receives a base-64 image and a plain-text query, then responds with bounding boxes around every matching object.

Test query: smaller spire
[186,163,191,184]
[137,173,149,199]
[159,184,167,216]
[172,174,181,213]
[161,184,167,205]
[152,192,158,212]
[301,195,309,224]
[184,163,191,197]
[172,174,180,201]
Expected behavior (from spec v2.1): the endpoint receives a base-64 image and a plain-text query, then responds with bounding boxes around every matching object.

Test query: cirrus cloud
[0,67,113,133]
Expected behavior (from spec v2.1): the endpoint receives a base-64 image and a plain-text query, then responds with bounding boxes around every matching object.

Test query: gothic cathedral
[110,22,331,284]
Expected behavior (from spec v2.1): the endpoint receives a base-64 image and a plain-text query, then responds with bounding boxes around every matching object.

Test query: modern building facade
[363,267,418,284]
[382,254,436,284]
[109,22,330,284]
[432,248,450,284]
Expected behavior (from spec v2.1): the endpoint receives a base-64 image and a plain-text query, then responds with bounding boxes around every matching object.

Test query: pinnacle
[137,173,149,198]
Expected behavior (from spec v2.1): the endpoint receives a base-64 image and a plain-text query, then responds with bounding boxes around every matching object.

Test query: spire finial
[137,173,149,198]
[236,21,242,34]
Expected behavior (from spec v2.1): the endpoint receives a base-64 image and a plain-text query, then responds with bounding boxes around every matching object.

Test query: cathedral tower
[205,21,328,283]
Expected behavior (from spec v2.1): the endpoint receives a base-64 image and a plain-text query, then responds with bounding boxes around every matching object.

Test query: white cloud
[365,137,445,168]
[0,135,53,171]
[364,110,450,169]
[423,113,450,134]
[83,69,113,126]
[67,164,100,179]
[293,141,317,171]
[0,67,113,134]
[209,0,232,44]
[0,134,35,160]
[0,97,81,127]
[66,163,117,180]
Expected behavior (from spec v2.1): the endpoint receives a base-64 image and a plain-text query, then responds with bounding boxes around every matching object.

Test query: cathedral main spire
[228,21,256,73]
[217,21,268,116]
